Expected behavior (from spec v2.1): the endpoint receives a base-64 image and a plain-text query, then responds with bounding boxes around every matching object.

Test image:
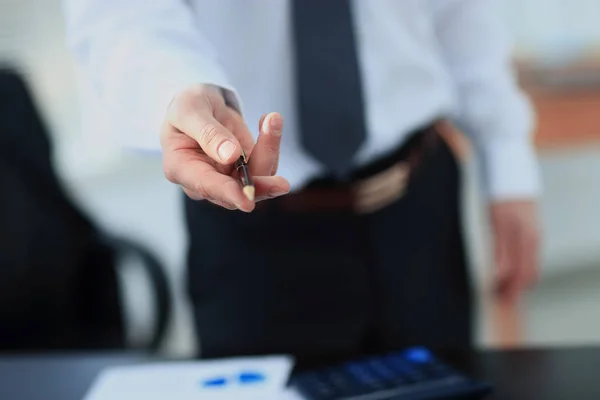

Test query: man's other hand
[490,200,541,303]
[160,84,290,212]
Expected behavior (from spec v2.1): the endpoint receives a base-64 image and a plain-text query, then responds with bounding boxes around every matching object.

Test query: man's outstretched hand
[160,84,290,212]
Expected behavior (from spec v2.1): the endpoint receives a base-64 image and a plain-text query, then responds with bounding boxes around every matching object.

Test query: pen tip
[243,186,255,202]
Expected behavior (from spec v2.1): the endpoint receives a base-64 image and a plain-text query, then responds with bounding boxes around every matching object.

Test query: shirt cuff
[477,137,542,201]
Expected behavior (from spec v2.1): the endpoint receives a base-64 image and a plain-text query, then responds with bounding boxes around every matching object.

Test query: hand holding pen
[161,84,290,212]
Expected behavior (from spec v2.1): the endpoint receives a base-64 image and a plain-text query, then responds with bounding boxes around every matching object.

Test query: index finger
[223,107,256,156]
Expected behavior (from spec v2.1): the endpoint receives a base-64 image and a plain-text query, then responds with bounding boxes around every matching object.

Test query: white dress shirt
[63,0,540,199]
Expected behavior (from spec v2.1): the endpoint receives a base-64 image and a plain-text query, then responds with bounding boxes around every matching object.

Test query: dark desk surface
[1,347,600,399]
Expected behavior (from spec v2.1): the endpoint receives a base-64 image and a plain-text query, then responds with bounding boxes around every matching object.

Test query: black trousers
[185,133,473,366]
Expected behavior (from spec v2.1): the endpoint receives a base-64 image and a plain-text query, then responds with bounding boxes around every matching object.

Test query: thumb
[168,97,242,165]
[188,114,242,165]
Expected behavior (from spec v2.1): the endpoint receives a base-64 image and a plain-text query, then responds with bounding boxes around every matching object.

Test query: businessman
[64,0,541,362]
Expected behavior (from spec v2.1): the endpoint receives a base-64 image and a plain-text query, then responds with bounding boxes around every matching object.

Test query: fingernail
[217,140,236,161]
[267,114,283,136]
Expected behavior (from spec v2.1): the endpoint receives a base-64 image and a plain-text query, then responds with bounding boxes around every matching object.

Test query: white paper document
[84,355,298,400]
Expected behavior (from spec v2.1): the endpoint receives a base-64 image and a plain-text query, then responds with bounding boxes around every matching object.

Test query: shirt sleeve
[431,0,541,200]
[62,0,240,151]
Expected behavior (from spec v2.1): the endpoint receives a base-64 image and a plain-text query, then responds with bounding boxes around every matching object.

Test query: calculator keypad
[292,347,491,400]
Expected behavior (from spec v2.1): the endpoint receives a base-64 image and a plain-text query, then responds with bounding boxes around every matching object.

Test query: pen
[235,149,255,201]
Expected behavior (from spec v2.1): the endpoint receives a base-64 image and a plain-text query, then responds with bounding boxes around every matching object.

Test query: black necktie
[292,0,367,177]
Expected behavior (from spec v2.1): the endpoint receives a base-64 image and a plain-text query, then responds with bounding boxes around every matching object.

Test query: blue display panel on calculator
[291,347,492,400]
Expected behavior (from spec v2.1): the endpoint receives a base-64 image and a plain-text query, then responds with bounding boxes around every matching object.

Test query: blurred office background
[1,0,599,356]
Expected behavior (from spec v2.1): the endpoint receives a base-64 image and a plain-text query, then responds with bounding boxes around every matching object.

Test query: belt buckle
[352,162,410,214]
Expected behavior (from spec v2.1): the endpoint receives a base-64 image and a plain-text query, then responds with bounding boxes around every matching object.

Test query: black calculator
[290,347,492,400]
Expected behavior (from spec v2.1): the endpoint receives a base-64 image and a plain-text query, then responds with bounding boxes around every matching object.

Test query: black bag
[0,68,170,352]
